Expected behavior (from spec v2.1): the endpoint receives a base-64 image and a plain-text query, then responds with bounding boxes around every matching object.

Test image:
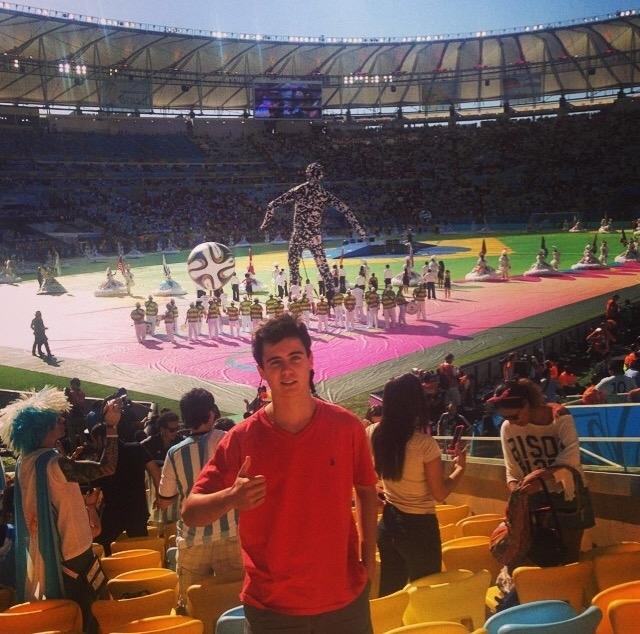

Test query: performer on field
[145,296,159,336]
[260,162,367,300]
[131,303,146,343]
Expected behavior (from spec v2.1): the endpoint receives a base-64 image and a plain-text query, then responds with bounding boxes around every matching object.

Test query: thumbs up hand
[230,456,267,511]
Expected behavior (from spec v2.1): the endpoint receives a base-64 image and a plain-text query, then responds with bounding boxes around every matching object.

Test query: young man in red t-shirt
[183,315,378,633]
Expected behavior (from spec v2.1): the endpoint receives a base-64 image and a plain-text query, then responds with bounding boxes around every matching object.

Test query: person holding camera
[370,373,466,596]
[0,388,122,629]
[92,395,162,554]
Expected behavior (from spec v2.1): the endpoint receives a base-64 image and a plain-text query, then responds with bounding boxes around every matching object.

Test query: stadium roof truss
[0,5,639,112]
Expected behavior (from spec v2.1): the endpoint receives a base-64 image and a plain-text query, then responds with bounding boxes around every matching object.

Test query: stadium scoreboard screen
[253,81,322,119]
[100,77,153,113]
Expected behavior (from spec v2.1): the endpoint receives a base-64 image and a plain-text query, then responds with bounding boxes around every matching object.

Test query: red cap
[487,382,529,409]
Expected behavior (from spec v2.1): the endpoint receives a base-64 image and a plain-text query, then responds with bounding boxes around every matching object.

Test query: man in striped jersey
[157,388,241,609]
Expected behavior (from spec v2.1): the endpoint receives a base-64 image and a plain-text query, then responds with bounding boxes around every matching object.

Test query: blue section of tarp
[567,404,640,468]
[324,241,471,259]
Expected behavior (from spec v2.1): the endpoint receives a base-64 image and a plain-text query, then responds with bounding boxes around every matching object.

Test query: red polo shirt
[192,399,377,615]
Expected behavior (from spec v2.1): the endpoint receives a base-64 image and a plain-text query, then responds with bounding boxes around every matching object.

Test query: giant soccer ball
[187,242,235,290]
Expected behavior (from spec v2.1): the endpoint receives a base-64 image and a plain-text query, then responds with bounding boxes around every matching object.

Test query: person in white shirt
[275,268,285,298]
[219,288,229,310]
[489,378,585,564]
[289,279,302,300]
[304,279,316,311]
[369,374,465,595]
[383,265,393,287]
[229,273,240,302]
[595,361,637,400]
[351,286,365,322]
[424,262,438,299]
[157,389,240,609]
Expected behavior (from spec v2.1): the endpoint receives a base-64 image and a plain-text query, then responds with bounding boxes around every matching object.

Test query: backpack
[491,465,595,570]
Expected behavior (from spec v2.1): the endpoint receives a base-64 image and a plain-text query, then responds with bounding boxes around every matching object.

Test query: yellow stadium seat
[609,599,640,634]
[108,569,178,600]
[404,569,491,631]
[438,523,462,543]
[591,580,640,634]
[593,550,640,593]
[580,542,640,560]
[186,577,242,633]
[112,537,166,559]
[435,505,470,526]
[456,513,503,524]
[385,623,471,633]
[112,615,203,633]
[0,599,83,633]
[369,588,409,634]
[513,560,594,611]
[441,535,489,548]
[101,549,163,580]
[441,536,501,583]
[410,569,474,587]
[456,516,504,538]
[92,589,176,634]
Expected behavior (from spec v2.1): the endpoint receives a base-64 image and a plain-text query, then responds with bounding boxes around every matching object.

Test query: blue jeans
[377,504,441,596]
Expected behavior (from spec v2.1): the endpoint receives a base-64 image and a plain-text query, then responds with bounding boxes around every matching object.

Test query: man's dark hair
[157,410,180,430]
[214,417,236,431]
[179,388,220,429]
[252,314,312,367]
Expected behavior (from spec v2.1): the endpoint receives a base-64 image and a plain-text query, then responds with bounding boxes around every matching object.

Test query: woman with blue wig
[0,386,121,629]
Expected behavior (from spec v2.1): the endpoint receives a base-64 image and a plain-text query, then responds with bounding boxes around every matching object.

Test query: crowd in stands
[1,109,639,263]
[1,296,639,630]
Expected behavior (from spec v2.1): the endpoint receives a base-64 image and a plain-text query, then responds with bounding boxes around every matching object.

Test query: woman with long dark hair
[370,373,466,596]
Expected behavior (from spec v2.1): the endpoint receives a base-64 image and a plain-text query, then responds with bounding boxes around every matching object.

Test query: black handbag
[533,465,595,531]
[528,480,568,567]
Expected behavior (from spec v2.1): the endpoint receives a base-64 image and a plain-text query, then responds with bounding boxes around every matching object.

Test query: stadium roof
[0,3,639,112]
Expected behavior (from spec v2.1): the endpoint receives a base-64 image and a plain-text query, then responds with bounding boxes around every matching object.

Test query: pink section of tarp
[8,265,634,390]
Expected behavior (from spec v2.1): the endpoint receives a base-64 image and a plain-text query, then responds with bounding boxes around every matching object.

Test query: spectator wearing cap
[488,378,584,562]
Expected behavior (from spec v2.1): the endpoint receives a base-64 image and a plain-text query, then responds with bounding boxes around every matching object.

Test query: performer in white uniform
[550,246,561,271]
[498,250,511,280]
[524,250,558,276]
